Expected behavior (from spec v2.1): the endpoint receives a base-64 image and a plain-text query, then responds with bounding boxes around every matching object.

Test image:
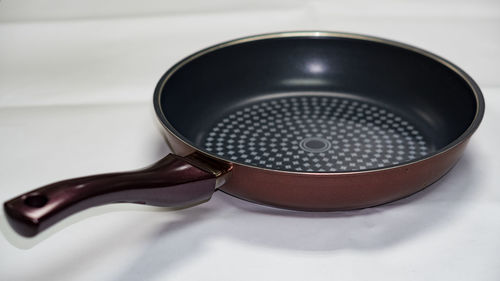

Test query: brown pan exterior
[164,127,470,211]
[156,32,484,211]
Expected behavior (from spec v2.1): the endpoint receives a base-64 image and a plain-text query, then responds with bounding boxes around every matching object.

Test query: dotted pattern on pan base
[203,95,431,172]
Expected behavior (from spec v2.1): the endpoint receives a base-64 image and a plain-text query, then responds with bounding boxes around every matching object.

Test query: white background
[1,1,499,280]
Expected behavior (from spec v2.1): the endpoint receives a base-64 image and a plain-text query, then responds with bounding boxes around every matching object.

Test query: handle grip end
[4,200,41,237]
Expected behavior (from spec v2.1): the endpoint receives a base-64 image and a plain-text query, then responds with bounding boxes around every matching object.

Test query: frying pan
[4,32,484,237]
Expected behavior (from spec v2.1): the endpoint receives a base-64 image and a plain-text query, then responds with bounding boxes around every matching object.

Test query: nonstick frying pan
[4,32,484,237]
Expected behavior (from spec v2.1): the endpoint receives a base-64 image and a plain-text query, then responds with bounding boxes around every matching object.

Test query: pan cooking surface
[203,95,434,172]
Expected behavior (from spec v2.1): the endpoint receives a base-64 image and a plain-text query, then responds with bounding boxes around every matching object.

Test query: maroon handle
[4,154,229,237]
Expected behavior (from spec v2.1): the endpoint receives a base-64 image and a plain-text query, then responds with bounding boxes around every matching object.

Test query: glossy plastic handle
[4,153,230,237]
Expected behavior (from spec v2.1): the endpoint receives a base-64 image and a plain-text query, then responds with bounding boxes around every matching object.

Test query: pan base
[202,94,435,172]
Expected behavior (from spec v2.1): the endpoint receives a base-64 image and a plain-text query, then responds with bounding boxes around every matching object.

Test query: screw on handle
[4,154,228,237]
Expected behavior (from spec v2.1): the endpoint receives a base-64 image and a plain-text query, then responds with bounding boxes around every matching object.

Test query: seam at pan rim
[153,31,485,176]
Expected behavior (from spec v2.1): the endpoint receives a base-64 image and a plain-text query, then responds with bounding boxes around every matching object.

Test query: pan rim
[153,31,485,176]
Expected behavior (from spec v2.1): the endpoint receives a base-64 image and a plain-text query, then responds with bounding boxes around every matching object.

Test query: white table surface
[1,1,499,280]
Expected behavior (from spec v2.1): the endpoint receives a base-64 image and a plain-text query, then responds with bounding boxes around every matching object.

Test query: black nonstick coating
[158,34,478,172]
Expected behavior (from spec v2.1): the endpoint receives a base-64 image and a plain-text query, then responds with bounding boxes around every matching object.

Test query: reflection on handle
[4,153,231,237]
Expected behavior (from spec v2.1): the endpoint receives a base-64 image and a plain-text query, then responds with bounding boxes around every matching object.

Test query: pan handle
[3,153,231,237]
